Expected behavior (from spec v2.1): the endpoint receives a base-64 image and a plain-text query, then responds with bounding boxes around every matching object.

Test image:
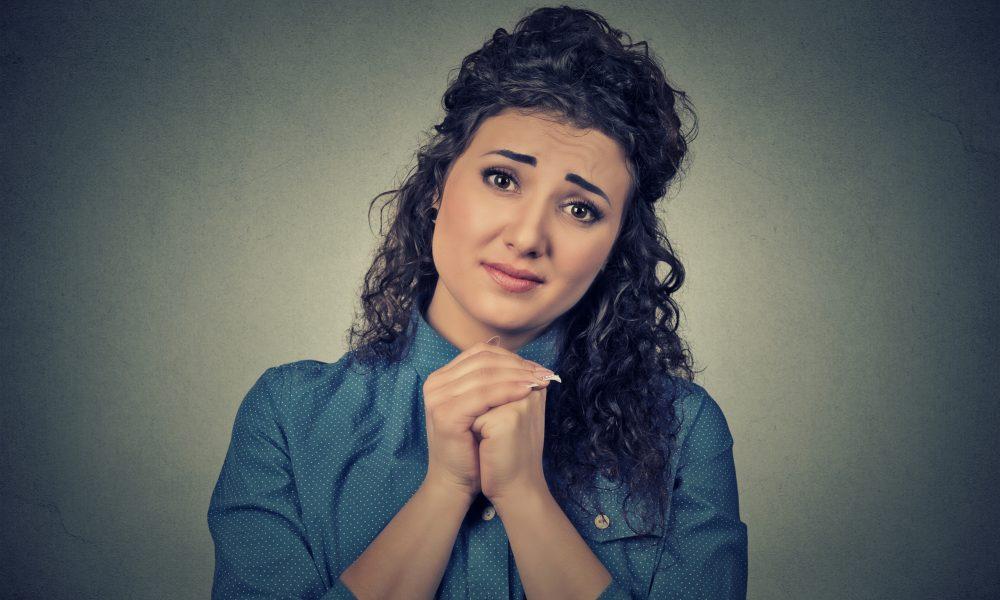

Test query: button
[594,513,610,529]
[482,505,496,521]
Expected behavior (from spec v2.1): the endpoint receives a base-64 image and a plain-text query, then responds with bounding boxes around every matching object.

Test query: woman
[208,6,747,599]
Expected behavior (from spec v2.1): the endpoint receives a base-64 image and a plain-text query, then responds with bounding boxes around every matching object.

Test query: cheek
[556,242,612,281]
[449,195,481,226]
[440,182,491,243]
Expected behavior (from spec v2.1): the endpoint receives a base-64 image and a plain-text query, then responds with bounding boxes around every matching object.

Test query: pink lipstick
[483,263,542,293]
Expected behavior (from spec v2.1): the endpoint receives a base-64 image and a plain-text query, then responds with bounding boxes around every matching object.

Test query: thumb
[486,335,501,346]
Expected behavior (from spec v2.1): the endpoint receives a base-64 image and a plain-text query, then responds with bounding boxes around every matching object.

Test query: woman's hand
[422,338,553,500]
[471,381,551,504]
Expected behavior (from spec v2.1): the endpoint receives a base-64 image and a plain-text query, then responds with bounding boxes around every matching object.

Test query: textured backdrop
[2,1,998,598]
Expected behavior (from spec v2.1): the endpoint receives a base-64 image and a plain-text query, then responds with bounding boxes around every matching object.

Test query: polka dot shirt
[207,301,747,599]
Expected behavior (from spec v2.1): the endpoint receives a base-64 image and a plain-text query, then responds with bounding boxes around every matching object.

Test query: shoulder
[234,359,342,423]
[257,354,358,407]
[259,358,345,395]
[661,375,736,467]
[250,351,413,423]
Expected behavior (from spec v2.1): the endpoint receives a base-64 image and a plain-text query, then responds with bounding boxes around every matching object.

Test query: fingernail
[532,367,555,379]
[486,335,500,345]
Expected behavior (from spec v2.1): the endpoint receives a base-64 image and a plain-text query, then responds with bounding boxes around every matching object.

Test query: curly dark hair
[344,5,700,537]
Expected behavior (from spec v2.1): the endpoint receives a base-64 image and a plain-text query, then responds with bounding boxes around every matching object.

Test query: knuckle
[431,403,451,425]
[504,382,529,400]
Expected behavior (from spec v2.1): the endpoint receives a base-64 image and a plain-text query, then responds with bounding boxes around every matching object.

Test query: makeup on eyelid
[480,166,606,223]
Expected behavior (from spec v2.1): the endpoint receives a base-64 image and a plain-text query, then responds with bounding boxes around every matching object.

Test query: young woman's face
[428,107,631,341]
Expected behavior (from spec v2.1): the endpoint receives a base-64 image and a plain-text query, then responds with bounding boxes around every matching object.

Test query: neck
[424,280,550,353]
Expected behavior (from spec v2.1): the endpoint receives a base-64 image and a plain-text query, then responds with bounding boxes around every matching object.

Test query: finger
[472,386,549,438]
[449,345,549,381]
[425,353,540,416]
[425,341,502,390]
[470,389,541,435]
[441,342,526,374]
[447,364,552,398]
[439,378,542,426]
[429,344,543,391]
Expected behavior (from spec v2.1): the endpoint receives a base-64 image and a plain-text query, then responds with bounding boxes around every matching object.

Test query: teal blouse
[208,300,748,599]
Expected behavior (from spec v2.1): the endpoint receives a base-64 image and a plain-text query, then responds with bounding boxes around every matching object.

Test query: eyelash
[481,166,605,224]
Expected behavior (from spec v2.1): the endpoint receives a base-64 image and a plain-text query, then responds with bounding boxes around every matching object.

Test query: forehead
[466,109,630,201]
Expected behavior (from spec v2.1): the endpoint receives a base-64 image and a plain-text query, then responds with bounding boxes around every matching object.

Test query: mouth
[482,263,543,293]
[482,262,544,282]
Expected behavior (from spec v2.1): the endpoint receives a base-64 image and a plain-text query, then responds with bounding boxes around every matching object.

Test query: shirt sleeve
[207,367,357,600]
[646,389,749,599]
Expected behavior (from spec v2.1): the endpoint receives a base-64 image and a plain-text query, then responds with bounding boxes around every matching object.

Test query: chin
[471,297,530,321]
[469,291,551,330]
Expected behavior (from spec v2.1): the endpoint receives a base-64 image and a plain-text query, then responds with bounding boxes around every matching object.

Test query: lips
[483,264,542,293]
[482,262,544,283]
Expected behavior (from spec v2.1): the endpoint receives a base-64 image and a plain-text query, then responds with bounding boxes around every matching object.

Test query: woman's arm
[492,486,613,599]
[646,389,749,599]
[208,368,352,599]
[338,478,474,599]
[208,367,476,600]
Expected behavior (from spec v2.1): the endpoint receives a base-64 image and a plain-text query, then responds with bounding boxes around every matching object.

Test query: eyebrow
[481,149,612,207]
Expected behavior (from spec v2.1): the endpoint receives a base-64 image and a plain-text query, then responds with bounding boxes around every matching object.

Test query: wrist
[420,476,477,508]
[490,480,552,516]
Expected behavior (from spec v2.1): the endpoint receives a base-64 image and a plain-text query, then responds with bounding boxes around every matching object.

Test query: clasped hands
[422,336,561,506]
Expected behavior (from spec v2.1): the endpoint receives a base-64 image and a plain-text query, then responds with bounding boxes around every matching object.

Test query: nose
[503,192,550,257]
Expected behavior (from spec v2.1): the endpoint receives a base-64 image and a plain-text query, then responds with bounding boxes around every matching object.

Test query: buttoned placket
[465,494,511,600]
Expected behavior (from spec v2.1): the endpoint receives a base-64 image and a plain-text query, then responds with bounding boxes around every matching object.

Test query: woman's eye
[493,173,513,190]
[482,167,604,225]
[483,168,517,191]
[567,202,603,224]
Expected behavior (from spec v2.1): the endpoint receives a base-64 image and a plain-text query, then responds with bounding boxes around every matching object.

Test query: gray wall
[2,1,997,598]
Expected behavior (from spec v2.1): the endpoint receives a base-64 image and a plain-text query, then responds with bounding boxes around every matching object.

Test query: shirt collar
[404,296,566,381]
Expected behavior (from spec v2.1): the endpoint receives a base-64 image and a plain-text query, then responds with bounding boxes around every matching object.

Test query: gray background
[2,1,998,598]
